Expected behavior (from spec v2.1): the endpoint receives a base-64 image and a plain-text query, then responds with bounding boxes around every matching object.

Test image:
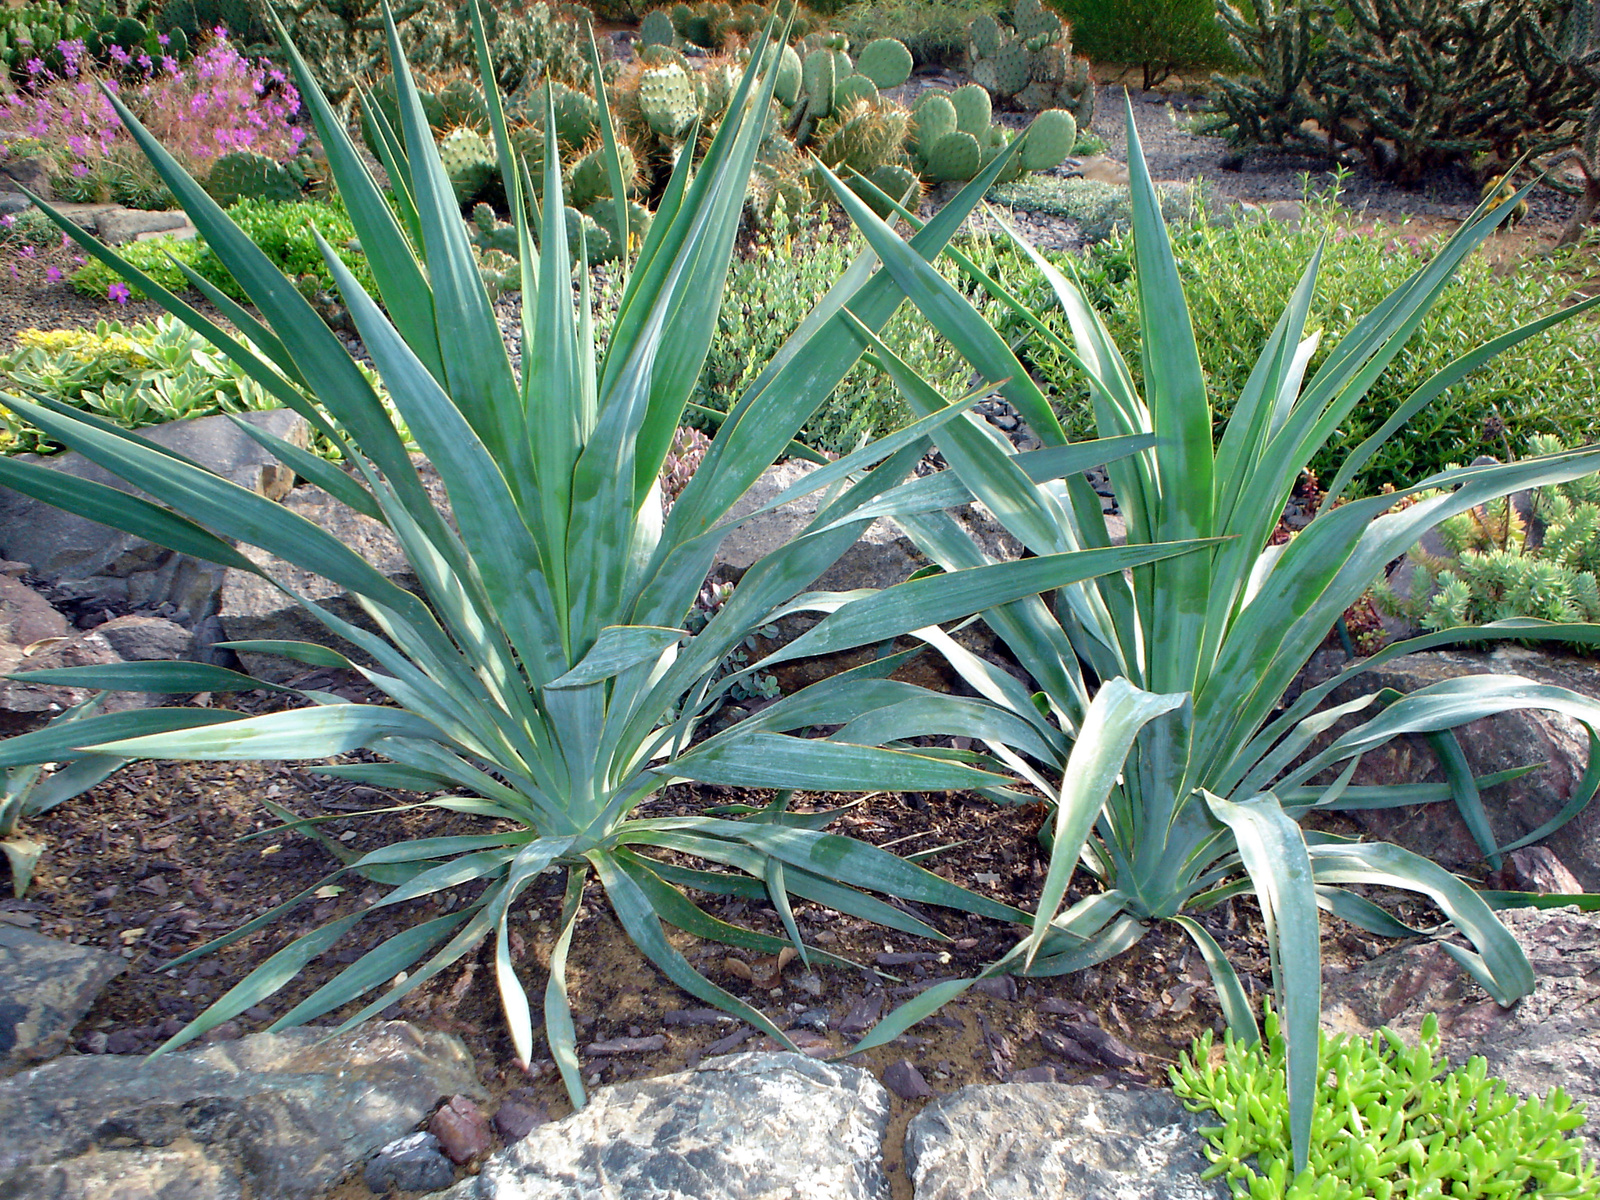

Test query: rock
[713,460,1020,593]
[95,208,189,245]
[1074,155,1131,186]
[0,194,30,216]
[0,575,67,648]
[218,458,450,682]
[0,627,159,732]
[0,410,309,623]
[91,614,194,662]
[882,1059,932,1100]
[904,1082,1226,1200]
[433,1052,891,1200]
[1321,906,1600,1155]
[1266,199,1304,228]
[0,1020,482,1200]
[430,1094,493,1165]
[491,1097,547,1142]
[0,156,51,198]
[0,927,124,1075]
[1315,646,1600,889]
[366,1131,457,1194]
[1494,845,1585,894]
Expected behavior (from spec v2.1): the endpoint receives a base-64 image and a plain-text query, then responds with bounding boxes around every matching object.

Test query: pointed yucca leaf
[267,911,469,1032]
[308,761,454,790]
[613,848,861,968]
[1279,768,1538,810]
[584,19,629,277]
[546,626,687,689]
[7,661,287,694]
[1322,292,1600,508]
[153,912,365,1056]
[159,254,306,387]
[667,731,1011,792]
[1308,839,1534,1003]
[211,640,356,669]
[351,831,529,868]
[832,694,1062,765]
[1026,680,1187,969]
[361,848,518,909]
[379,5,521,471]
[224,415,383,522]
[1170,915,1257,1043]
[0,454,259,574]
[544,868,587,1102]
[87,703,444,760]
[18,754,124,815]
[628,852,769,900]
[312,228,566,686]
[1202,790,1318,1173]
[266,4,441,378]
[765,540,1217,667]
[87,89,425,503]
[671,816,1026,925]
[490,834,578,1067]
[821,163,1062,447]
[4,394,436,630]
[1479,890,1600,911]
[1424,729,1499,867]
[846,975,980,1056]
[359,85,422,243]
[590,850,797,1050]
[0,707,239,768]
[1313,886,1432,939]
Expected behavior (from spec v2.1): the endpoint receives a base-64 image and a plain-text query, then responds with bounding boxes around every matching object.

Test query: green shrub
[691,205,1014,454]
[1172,1008,1598,1199]
[1048,0,1237,87]
[1011,201,1600,494]
[988,174,1208,243]
[73,197,375,306]
[835,0,1000,66]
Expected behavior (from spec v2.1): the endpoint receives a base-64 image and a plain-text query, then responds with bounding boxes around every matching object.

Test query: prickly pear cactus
[964,4,1095,118]
[437,126,496,204]
[639,8,677,47]
[1019,108,1076,171]
[567,141,639,209]
[802,48,836,121]
[923,130,982,181]
[639,60,700,140]
[204,151,306,207]
[514,79,602,151]
[854,37,912,90]
[817,100,910,176]
[584,196,653,258]
[950,84,992,137]
[849,161,922,217]
[910,92,958,158]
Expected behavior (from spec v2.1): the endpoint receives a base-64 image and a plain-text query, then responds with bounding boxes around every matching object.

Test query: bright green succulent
[0,4,1185,1107]
[816,95,1600,1173]
[1172,1007,1599,1199]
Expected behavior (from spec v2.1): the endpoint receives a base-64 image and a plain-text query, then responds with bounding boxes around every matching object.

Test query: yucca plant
[811,97,1600,1174]
[0,9,1205,1103]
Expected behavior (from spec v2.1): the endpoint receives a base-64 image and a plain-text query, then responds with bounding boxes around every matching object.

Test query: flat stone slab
[904,1082,1226,1200]
[0,1020,482,1199]
[0,926,124,1075]
[434,1051,892,1200]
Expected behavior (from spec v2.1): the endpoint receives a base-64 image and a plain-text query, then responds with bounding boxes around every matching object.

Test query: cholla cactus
[1553,0,1600,245]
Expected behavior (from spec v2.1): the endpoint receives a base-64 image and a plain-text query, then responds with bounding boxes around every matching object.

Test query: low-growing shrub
[988,174,1207,243]
[72,196,373,304]
[1012,199,1600,493]
[1172,1008,1598,1199]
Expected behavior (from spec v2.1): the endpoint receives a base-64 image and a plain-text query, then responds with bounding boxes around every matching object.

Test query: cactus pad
[640,9,677,46]
[639,61,699,140]
[968,13,1003,60]
[437,126,497,203]
[834,73,880,109]
[910,92,957,158]
[950,84,992,137]
[923,130,981,182]
[1020,108,1076,171]
[855,37,911,90]
[802,48,835,121]
[774,42,803,107]
[205,151,305,207]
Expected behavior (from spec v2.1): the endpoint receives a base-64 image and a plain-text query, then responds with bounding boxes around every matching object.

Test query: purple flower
[18,245,34,259]
[45,266,61,282]
[158,33,170,46]
[107,281,131,304]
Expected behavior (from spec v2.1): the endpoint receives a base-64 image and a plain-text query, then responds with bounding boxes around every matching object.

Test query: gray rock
[217,458,450,682]
[1321,906,1600,1155]
[715,460,1021,593]
[0,628,158,732]
[1317,646,1600,888]
[366,1132,457,1194]
[0,410,308,622]
[0,575,67,648]
[0,193,30,216]
[0,926,124,1075]
[92,615,194,663]
[904,1083,1227,1200]
[0,156,51,198]
[95,208,189,246]
[432,1051,891,1200]
[0,1020,482,1200]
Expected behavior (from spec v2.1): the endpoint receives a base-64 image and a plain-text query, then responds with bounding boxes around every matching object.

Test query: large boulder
[1314,646,1600,889]
[0,625,159,733]
[904,1082,1226,1200]
[0,1020,482,1199]
[0,927,124,1076]
[1321,906,1600,1156]
[0,410,308,625]
[432,1051,891,1200]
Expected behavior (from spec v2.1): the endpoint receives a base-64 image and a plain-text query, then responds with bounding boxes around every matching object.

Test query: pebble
[364,1131,456,1194]
[428,1094,493,1164]
[883,1059,934,1100]
[492,1097,548,1142]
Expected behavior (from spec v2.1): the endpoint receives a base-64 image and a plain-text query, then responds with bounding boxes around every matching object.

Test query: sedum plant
[1172,1008,1598,1199]
[0,5,1189,1104]
[813,97,1600,1171]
